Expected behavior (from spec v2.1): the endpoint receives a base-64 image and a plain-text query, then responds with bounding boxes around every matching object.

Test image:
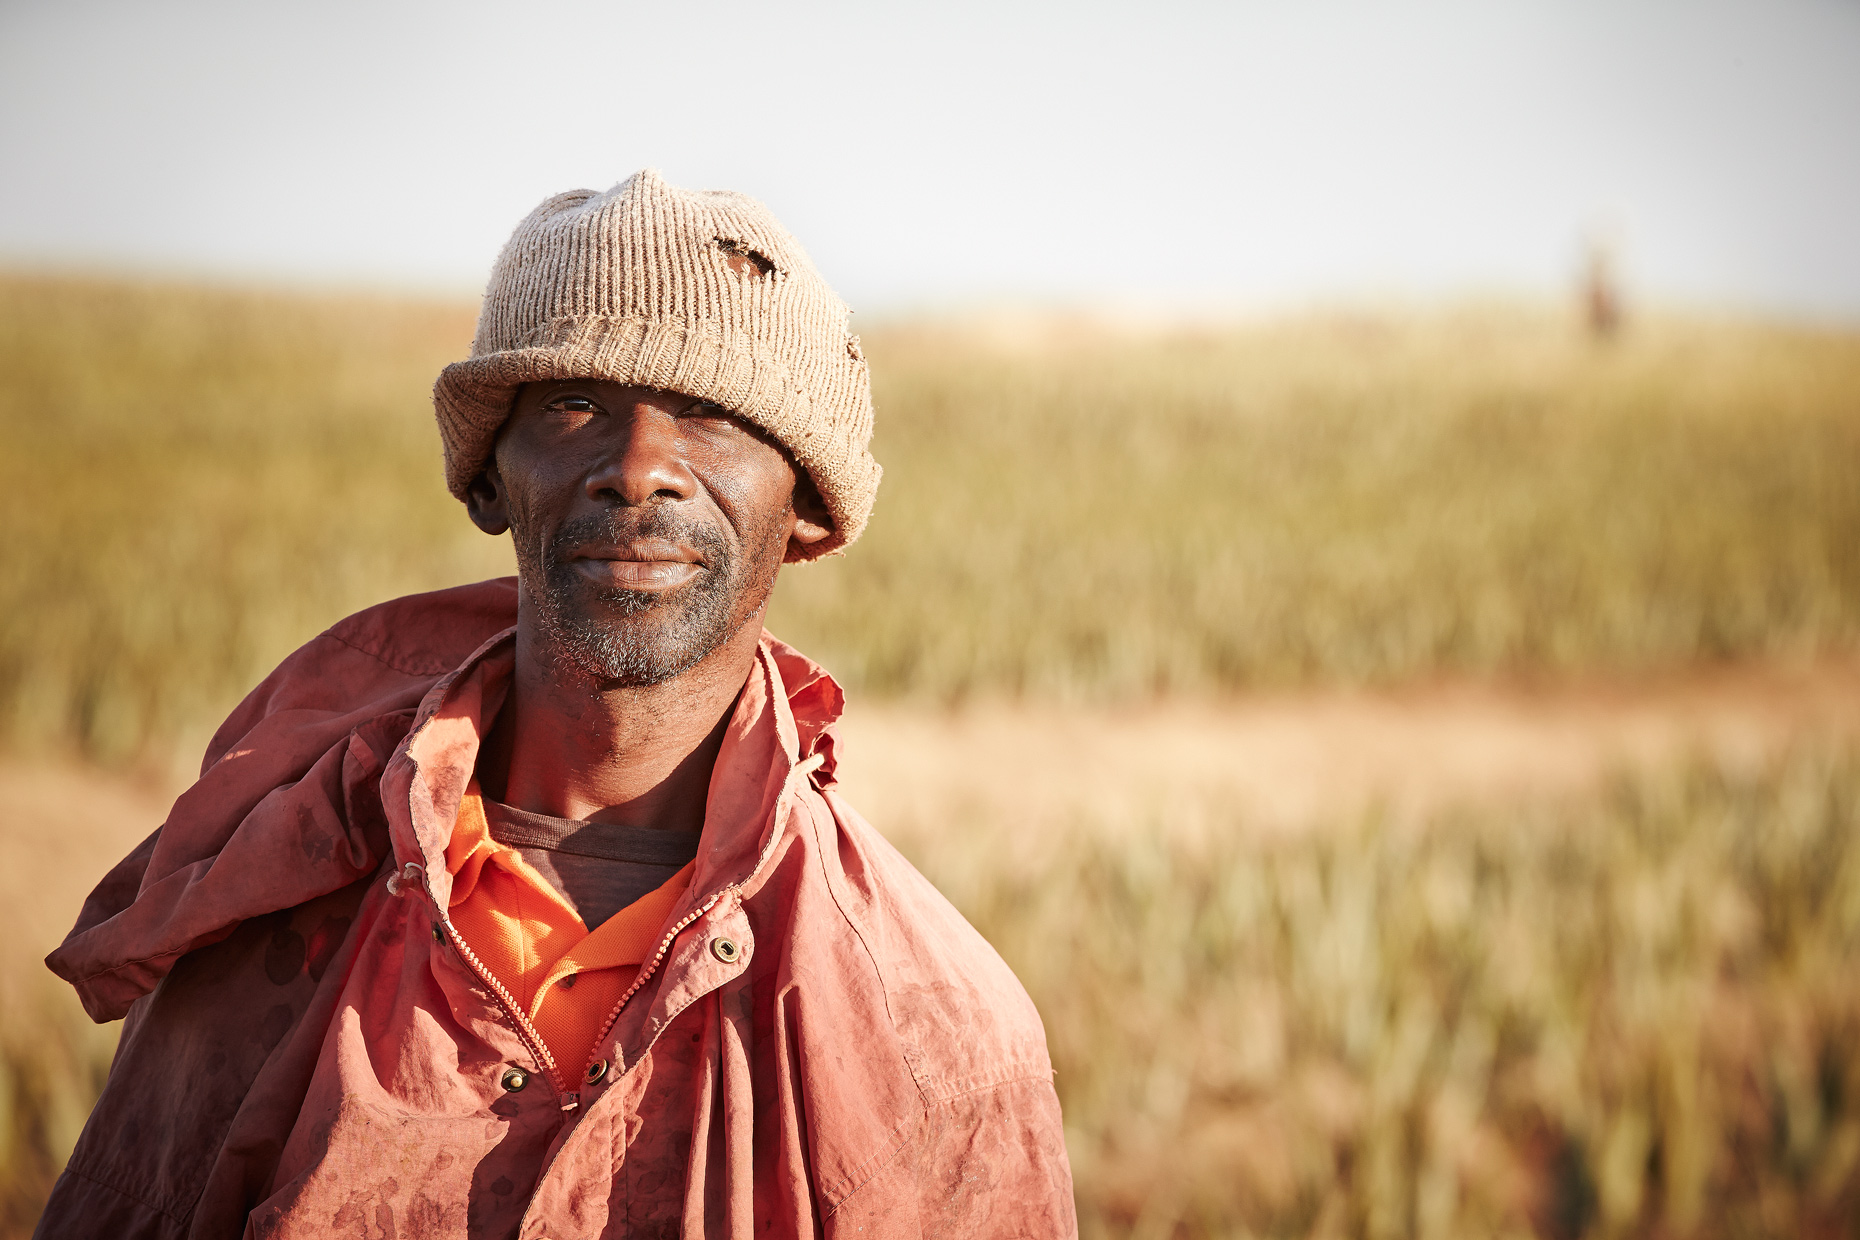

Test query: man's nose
[584,408,699,507]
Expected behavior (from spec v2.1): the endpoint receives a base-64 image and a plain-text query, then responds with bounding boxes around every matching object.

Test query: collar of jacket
[44,572,847,1025]
[380,628,847,929]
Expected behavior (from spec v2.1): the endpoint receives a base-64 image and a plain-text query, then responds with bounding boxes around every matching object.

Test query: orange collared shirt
[446,782,693,1082]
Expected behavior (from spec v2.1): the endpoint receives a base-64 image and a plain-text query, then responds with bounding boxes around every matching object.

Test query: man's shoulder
[320,577,520,677]
[202,577,518,769]
[778,786,1055,1100]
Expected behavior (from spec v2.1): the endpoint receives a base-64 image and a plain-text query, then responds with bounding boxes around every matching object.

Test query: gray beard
[522,507,778,687]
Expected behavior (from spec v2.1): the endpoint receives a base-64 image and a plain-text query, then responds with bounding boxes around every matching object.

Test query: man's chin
[587,585,682,616]
[539,593,738,687]
[566,603,693,651]
[548,623,698,686]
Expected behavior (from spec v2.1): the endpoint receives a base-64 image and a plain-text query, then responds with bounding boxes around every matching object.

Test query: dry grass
[6,746,1859,1238]
[6,273,1860,1235]
[774,309,1860,698]
[0,274,504,763]
[0,986,112,1236]
[909,746,1860,1239]
[4,276,1860,760]
[0,756,171,1236]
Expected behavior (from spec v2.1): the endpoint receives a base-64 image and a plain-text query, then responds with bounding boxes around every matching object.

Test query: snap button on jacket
[35,579,1076,1239]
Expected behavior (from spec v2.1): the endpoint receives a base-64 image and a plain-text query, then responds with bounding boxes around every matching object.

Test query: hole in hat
[716,238,775,279]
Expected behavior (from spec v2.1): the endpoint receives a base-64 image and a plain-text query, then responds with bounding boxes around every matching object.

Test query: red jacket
[37,580,1075,1239]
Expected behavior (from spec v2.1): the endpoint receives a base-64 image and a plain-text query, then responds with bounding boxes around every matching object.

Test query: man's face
[467,380,828,686]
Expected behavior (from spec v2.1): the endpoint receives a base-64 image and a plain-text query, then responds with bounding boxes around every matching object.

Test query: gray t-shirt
[481,800,701,930]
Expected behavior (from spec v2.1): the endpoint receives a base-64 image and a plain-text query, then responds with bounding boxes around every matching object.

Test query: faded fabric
[35,578,1074,1239]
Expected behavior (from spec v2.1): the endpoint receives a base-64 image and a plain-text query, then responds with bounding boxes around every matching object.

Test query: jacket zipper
[445,914,572,1099]
[585,752,827,1076]
[405,752,827,1095]
[402,864,572,1101]
[592,892,727,1073]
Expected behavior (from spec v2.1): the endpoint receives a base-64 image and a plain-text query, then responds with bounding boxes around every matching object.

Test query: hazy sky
[2,0,1856,318]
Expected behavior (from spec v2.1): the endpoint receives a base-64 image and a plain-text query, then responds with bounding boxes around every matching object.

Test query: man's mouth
[569,540,706,592]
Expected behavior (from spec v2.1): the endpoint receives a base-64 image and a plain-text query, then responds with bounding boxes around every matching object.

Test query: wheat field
[3,273,1860,1237]
[4,276,1859,760]
[928,748,1860,1239]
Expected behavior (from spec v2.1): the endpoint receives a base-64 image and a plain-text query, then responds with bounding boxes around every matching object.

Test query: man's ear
[465,462,511,536]
[784,474,834,562]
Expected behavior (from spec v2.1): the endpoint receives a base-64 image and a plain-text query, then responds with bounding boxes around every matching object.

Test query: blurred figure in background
[1581,229,1624,340]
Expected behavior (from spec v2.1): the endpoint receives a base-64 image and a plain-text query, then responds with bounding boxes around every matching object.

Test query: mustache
[546,507,731,567]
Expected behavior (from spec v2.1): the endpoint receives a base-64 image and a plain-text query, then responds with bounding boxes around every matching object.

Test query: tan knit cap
[434,169,879,558]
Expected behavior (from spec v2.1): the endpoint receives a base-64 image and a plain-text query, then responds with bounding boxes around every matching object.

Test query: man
[37,171,1075,1238]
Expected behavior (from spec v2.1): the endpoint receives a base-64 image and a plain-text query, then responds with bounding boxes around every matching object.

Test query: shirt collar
[387,630,821,917]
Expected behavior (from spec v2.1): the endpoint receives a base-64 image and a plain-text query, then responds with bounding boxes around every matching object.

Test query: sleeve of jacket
[43,578,519,1022]
[827,1074,1078,1239]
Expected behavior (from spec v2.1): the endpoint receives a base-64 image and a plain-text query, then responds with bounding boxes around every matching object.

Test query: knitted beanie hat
[434,170,880,558]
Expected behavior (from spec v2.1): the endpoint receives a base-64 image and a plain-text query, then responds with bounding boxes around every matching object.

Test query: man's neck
[475,615,764,832]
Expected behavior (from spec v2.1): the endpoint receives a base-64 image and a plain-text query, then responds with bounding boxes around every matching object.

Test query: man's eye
[536,396,601,434]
